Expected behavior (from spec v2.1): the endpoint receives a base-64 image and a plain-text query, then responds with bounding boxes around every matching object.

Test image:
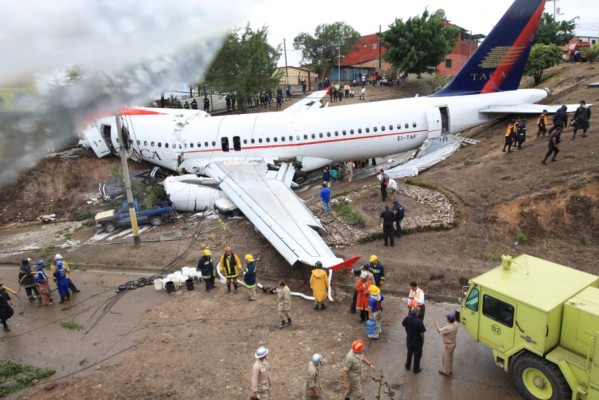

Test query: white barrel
[154,278,163,291]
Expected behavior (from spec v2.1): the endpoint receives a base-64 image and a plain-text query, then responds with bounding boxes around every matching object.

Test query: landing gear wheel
[150,216,162,226]
[512,353,571,400]
[293,172,308,185]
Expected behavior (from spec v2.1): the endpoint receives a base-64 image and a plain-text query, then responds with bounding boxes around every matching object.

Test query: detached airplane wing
[480,103,588,114]
[283,90,328,112]
[203,160,343,268]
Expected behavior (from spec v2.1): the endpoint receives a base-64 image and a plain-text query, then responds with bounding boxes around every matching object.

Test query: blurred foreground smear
[0,0,254,187]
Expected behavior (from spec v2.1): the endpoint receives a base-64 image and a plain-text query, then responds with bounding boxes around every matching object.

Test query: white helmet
[55,254,63,260]
[312,353,322,364]
[255,346,269,358]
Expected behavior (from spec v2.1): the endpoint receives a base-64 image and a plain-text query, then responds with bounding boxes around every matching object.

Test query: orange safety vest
[408,288,424,308]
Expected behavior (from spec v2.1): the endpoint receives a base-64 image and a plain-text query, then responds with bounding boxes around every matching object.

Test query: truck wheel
[103,223,116,233]
[512,353,571,400]
[150,216,162,226]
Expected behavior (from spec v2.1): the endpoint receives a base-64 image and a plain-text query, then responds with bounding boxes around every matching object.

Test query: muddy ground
[0,62,598,399]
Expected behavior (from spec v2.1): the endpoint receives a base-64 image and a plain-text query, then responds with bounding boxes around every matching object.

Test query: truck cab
[460,255,599,400]
[95,199,175,233]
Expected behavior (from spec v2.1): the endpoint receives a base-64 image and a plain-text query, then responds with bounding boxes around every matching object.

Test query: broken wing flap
[326,256,362,272]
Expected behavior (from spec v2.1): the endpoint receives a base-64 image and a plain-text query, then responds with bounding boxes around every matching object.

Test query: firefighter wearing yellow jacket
[309,261,329,311]
[219,246,241,294]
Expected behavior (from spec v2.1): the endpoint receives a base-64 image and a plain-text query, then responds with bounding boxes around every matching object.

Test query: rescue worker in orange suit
[197,248,215,291]
[408,281,425,320]
[219,246,241,294]
[310,261,329,311]
[356,269,373,324]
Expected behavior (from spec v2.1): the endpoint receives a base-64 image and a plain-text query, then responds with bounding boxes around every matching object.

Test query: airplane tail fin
[433,0,546,97]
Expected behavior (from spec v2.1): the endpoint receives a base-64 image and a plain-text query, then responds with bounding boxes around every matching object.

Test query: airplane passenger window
[350,129,354,134]
[280,137,285,142]
[266,138,270,143]
[342,130,347,135]
[189,143,193,148]
[137,140,140,145]
[404,123,409,129]
[204,142,208,147]
[311,134,315,139]
[158,142,162,147]
[184,143,187,148]
[335,131,339,136]
[259,138,263,143]
[273,137,278,142]
[173,143,177,148]
[397,124,401,130]
[251,139,255,144]
[211,141,215,146]
[151,141,155,147]
[358,129,362,134]
[289,136,293,141]
[373,127,377,132]
[165,143,169,148]
[365,128,370,133]
[179,144,182,149]
[304,135,308,140]
[319,133,323,138]
[389,125,393,130]
[233,136,241,151]
[296,136,300,141]
[412,122,417,127]
[144,141,148,146]
[326,132,331,137]
[381,126,385,131]
[197,142,201,147]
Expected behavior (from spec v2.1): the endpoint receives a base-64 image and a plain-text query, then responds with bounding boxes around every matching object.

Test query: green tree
[524,43,563,84]
[534,13,576,46]
[203,25,280,112]
[381,10,460,78]
[293,22,361,80]
[584,43,599,63]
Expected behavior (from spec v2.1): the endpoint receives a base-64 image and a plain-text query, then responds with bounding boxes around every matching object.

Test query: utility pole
[284,38,289,87]
[115,113,141,247]
[338,43,341,87]
[378,25,382,75]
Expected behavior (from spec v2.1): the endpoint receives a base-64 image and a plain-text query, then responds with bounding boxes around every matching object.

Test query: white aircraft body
[80,0,549,269]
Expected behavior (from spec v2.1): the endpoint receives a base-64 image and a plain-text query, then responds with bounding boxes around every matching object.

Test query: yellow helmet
[369,285,380,295]
[245,254,254,262]
[203,249,211,256]
[369,255,378,262]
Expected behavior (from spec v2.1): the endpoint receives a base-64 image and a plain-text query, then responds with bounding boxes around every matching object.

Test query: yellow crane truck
[459,254,599,400]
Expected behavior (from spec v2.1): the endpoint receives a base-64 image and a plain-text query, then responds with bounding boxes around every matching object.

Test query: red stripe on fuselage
[180,129,426,155]
[481,1,546,94]
[120,107,167,116]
